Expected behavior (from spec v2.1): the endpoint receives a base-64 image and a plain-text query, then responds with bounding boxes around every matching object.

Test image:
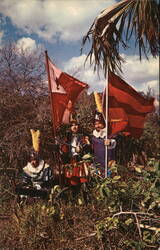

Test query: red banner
[103,71,155,138]
[46,56,88,129]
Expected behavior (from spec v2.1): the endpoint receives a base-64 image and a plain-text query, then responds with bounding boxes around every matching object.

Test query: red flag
[103,71,155,138]
[47,56,88,129]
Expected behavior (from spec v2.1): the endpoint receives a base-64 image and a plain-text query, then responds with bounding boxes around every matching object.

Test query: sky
[0,0,159,105]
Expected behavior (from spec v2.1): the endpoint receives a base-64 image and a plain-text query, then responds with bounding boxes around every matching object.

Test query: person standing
[92,112,117,177]
[60,120,91,164]
[59,119,92,192]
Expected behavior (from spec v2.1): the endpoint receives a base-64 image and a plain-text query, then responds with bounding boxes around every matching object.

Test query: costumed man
[60,119,92,165]
[92,111,117,177]
[22,151,53,190]
[16,129,53,199]
[16,152,53,200]
[59,118,92,190]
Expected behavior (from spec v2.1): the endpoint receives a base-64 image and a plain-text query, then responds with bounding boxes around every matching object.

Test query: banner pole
[45,50,62,186]
[45,50,57,137]
[105,68,109,178]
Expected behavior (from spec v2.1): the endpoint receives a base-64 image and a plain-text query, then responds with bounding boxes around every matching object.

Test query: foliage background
[0,42,159,250]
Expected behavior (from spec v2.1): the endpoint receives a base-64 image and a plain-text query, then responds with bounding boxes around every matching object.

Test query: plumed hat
[30,129,40,152]
[94,111,106,126]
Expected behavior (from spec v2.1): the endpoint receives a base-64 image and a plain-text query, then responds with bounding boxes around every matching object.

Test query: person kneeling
[16,152,53,199]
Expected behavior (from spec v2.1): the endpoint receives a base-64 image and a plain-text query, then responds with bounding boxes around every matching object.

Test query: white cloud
[63,54,105,93]
[146,80,159,94]
[62,53,159,96]
[122,54,159,95]
[16,37,37,51]
[0,0,116,42]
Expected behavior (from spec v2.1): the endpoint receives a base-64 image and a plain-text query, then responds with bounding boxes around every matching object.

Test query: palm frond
[81,0,159,76]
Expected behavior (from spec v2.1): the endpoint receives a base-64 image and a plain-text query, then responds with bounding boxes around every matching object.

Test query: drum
[63,161,90,185]
[79,161,90,183]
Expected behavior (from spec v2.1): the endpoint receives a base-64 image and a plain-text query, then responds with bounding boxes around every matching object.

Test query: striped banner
[103,71,155,138]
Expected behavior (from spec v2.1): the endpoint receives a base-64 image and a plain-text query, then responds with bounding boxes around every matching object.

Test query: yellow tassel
[94,92,103,113]
[30,129,40,152]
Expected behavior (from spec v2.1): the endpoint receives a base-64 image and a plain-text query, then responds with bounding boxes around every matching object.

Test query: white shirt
[93,128,106,138]
[71,135,79,156]
[23,160,49,178]
[93,128,116,149]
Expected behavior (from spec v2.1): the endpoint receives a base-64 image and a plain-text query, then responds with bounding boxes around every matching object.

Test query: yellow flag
[30,129,40,152]
[94,92,103,113]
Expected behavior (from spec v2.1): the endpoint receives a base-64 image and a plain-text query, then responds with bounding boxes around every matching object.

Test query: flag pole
[45,50,56,137]
[45,50,62,186]
[105,68,109,178]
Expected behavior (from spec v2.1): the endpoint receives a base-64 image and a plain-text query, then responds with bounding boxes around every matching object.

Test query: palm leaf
[81,0,159,76]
